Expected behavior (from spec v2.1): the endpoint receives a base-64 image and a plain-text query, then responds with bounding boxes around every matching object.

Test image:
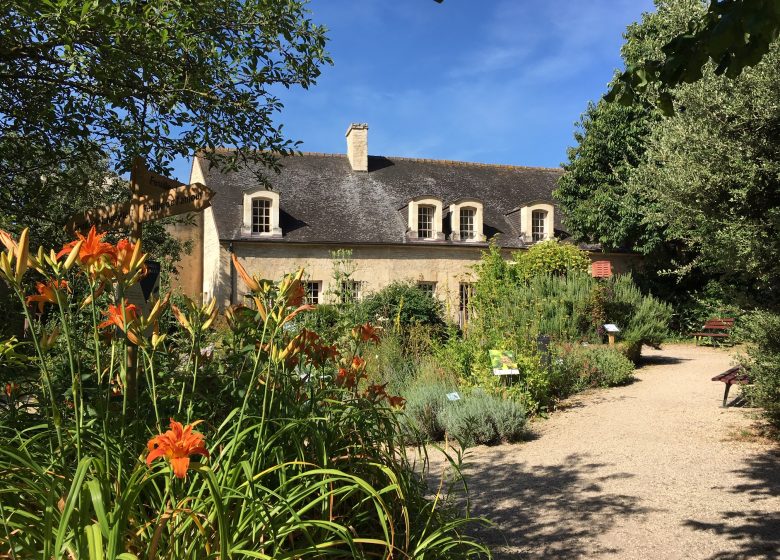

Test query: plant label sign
[446,392,461,401]
[603,323,620,333]
[489,349,520,375]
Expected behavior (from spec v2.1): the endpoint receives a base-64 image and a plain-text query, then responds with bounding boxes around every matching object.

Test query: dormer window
[449,199,485,242]
[532,209,547,242]
[518,201,554,243]
[407,197,444,240]
[242,188,282,237]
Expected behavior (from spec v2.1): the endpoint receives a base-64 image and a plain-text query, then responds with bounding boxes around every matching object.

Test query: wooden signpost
[66,158,215,402]
[66,158,214,236]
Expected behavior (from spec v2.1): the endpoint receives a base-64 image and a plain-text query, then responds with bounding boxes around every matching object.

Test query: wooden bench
[692,318,735,346]
[711,365,751,407]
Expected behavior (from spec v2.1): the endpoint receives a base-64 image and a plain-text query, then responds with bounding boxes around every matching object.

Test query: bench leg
[722,383,731,408]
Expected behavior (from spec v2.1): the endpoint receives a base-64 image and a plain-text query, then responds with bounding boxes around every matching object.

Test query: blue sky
[172,0,656,182]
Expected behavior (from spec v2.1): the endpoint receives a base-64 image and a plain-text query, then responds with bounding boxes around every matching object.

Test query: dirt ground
[425,344,780,559]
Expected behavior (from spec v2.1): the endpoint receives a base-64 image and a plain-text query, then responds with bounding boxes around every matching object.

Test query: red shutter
[591,260,612,278]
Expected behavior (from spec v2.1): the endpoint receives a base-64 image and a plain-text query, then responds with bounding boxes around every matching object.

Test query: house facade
[171,124,638,321]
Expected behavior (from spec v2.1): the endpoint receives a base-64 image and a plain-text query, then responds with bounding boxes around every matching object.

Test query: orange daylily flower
[57,226,116,272]
[352,323,380,344]
[26,279,68,313]
[114,238,146,277]
[351,356,366,371]
[146,419,209,479]
[387,395,406,408]
[364,383,388,401]
[98,301,141,344]
[4,382,18,398]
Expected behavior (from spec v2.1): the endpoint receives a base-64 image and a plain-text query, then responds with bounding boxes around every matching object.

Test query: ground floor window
[340,280,362,303]
[417,281,437,297]
[459,282,473,328]
[305,281,321,305]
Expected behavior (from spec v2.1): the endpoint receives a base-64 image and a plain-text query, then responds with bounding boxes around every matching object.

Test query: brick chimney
[345,123,368,172]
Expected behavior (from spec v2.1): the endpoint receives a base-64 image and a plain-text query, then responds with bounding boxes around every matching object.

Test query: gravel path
[427,344,779,559]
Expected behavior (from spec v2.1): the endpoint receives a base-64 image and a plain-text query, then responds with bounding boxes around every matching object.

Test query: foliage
[0,227,489,559]
[560,0,780,317]
[1,0,330,177]
[550,344,635,398]
[739,311,780,429]
[609,275,672,351]
[555,99,659,252]
[441,390,527,447]
[359,281,445,329]
[608,0,780,113]
[512,239,590,280]
[403,381,455,443]
[455,248,669,411]
[629,41,780,304]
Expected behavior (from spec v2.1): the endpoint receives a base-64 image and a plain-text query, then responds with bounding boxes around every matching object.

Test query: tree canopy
[607,0,780,114]
[0,0,330,239]
[557,0,780,308]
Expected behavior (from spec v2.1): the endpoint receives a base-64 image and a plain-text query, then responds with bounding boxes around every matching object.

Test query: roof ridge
[199,148,561,171]
[372,154,561,172]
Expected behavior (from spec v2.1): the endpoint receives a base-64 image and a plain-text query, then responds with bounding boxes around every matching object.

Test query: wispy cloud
[269,0,657,169]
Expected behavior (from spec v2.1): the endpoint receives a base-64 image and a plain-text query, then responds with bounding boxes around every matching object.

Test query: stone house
[172,124,636,323]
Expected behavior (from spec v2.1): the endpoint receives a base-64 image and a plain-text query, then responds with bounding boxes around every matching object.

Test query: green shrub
[585,346,635,386]
[740,311,780,429]
[512,238,591,280]
[609,275,672,354]
[359,281,445,328]
[441,390,526,446]
[403,381,455,442]
[553,344,635,390]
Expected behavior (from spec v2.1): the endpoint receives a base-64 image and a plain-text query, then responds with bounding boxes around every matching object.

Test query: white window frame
[340,280,362,303]
[449,199,485,242]
[305,281,321,305]
[417,281,437,297]
[242,188,282,237]
[407,197,444,240]
[519,202,554,243]
[532,210,547,242]
[417,205,435,239]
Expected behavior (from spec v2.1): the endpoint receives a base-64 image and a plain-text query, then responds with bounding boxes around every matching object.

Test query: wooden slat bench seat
[692,318,735,346]
[711,365,751,407]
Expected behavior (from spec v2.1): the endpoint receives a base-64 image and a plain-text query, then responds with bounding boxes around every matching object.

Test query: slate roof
[200,152,565,249]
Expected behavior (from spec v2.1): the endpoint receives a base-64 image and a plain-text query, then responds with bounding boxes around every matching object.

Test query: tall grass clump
[0,227,490,559]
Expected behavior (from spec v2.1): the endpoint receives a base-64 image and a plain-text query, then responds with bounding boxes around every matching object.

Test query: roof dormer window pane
[418,205,434,239]
[252,198,271,234]
[460,207,475,240]
[532,209,546,242]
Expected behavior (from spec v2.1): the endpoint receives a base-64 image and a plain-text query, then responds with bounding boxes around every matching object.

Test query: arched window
[532,209,547,242]
[417,204,435,238]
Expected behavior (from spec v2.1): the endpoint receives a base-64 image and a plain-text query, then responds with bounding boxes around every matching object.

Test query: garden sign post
[66,158,215,401]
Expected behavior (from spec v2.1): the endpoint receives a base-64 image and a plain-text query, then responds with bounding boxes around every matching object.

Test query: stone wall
[204,241,641,321]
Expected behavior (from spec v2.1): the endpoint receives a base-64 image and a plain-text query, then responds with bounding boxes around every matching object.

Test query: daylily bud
[14,228,29,283]
[63,240,83,271]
